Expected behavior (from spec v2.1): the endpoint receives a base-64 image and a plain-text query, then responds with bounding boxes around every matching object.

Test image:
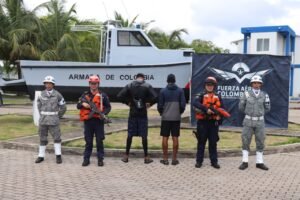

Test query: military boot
[82,159,90,167]
[36,145,46,163]
[256,163,269,170]
[56,155,62,164]
[256,151,268,170]
[98,159,104,167]
[35,157,44,163]
[239,162,248,170]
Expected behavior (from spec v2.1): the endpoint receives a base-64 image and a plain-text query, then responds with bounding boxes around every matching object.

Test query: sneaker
[144,158,153,164]
[56,155,62,164]
[256,163,269,170]
[98,159,104,167]
[171,160,179,165]
[239,162,248,170]
[195,162,202,168]
[160,159,169,165]
[211,163,220,169]
[82,159,90,167]
[35,157,44,164]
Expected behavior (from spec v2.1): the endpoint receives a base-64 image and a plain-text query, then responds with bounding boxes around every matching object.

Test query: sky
[24,0,300,52]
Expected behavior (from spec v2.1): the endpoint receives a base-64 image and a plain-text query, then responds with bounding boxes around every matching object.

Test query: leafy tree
[70,19,102,62]
[148,28,189,49]
[0,0,42,77]
[190,39,229,53]
[113,11,138,27]
[35,0,81,61]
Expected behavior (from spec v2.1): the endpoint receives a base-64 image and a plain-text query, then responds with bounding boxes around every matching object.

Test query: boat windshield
[117,31,151,46]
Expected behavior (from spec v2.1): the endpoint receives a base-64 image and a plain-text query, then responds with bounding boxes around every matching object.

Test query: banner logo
[210,62,272,83]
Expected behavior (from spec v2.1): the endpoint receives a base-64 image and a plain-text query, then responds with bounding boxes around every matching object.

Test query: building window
[257,38,269,51]
[118,31,151,46]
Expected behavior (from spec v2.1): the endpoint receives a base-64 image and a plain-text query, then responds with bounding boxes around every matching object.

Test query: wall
[294,36,300,64]
[249,32,278,55]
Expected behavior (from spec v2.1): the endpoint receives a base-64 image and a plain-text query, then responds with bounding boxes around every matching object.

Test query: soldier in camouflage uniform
[239,75,271,170]
[35,76,66,164]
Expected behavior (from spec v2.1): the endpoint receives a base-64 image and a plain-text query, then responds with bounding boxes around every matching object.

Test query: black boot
[98,159,104,167]
[256,163,269,170]
[239,162,248,170]
[56,155,62,164]
[211,163,220,169]
[82,159,90,167]
[195,162,202,168]
[35,157,44,163]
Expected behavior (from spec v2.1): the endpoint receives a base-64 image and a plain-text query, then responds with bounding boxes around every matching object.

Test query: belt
[41,111,58,115]
[245,115,264,121]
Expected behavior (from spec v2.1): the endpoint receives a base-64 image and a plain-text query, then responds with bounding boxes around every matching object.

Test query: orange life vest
[195,93,221,120]
[80,92,103,121]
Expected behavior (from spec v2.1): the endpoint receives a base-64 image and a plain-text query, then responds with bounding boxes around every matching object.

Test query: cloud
[23,0,300,52]
[190,0,285,31]
[187,0,300,51]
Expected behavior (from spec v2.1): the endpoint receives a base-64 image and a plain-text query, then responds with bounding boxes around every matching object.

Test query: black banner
[191,53,290,128]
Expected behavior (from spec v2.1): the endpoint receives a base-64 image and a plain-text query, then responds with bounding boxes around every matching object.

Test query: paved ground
[0,149,299,200]
[1,102,300,200]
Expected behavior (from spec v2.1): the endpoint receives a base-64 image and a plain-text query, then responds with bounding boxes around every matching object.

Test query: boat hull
[21,60,191,101]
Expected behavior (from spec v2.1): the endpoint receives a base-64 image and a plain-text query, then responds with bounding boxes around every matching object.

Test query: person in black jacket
[117,73,157,164]
[157,74,186,165]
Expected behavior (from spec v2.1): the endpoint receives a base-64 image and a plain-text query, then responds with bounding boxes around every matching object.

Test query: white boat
[0,21,193,101]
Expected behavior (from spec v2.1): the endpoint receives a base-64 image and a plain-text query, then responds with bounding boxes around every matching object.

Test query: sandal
[144,158,153,164]
[171,160,179,165]
[160,159,169,165]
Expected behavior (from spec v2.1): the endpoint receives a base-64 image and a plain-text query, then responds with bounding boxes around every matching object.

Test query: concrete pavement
[1,103,300,199]
[0,149,299,200]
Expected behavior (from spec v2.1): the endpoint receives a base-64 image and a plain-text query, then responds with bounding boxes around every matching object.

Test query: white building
[232,25,300,97]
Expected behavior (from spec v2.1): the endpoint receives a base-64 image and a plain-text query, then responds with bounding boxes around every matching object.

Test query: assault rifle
[193,130,199,139]
[82,97,112,125]
[208,104,231,118]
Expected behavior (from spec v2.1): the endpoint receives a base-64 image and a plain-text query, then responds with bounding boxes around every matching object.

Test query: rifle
[193,130,199,139]
[82,97,112,125]
[208,104,231,118]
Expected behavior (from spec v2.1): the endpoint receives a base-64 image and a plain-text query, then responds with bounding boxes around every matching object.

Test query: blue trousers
[83,118,105,160]
[196,120,219,164]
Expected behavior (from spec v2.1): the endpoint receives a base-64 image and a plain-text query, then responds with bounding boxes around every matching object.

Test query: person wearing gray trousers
[238,75,271,170]
[35,76,66,164]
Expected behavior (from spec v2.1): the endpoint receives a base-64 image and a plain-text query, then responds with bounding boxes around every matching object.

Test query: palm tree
[72,20,102,62]
[35,0,81,61]
[0,0,42,77]
[148,28,189,49]
[113,11,138,27]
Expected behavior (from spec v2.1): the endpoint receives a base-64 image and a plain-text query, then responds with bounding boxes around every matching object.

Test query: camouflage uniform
[239,90,271,164]
[38,89,66,145]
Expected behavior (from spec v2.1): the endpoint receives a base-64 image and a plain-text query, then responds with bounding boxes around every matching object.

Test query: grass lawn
[0,115,81,140]
[2,94,31,105]
[64,128,300,150]
[288,123,300,131]
[65,108,159,118]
